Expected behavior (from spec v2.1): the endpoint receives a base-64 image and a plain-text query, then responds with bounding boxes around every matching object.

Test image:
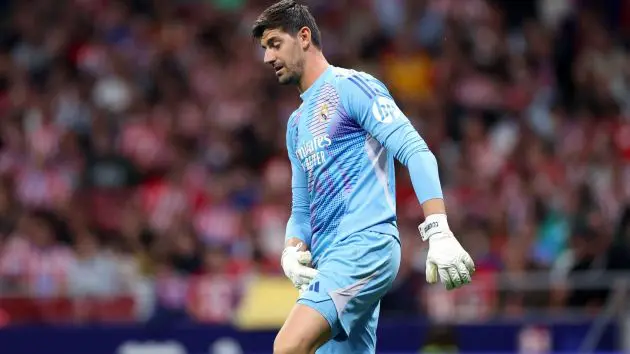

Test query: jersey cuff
[407,150,443,204]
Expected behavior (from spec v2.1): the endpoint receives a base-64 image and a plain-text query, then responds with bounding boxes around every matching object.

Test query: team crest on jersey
[319,102,330,123]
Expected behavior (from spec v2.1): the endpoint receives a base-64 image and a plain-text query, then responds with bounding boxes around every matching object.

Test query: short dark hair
[252,0,322,49]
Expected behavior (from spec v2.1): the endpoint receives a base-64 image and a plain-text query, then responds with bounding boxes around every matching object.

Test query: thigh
[316,301,381,354]
[299,232,400,341]
[275,303,332,353]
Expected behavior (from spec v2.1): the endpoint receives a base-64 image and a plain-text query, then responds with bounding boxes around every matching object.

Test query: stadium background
[0,0,629,353]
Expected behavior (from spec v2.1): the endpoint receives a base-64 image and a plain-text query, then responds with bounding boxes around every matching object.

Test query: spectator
[0,0,627,325]
[68,231,124,297]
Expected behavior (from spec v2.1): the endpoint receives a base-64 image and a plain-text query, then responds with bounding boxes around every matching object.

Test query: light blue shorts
[297,231,401,354]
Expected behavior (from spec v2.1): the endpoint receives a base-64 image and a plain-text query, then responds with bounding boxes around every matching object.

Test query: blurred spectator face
[207,175,230,203]
[58,132,81,159]
[503,242,527,272]
[1,122,25,153]
[75,233,98,259]
[167,228,201,274]
[177,102,204,137]
[29,217,54,248]
[463,227,491,262]
[203,245,228,274]
[159,21,190,52]
[590,23,612,52]
[0,0,628,325]
[259,28,307,85]
[0,183,12,215]
[120,203,143,237]
[151,105,174,133]
[463,115,485,142]
[263,158,290,196]
[92,131,112,156]
[173,232,196,257]
[130,16,151,43]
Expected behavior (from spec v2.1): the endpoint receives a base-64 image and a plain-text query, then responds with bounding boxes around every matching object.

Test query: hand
[281,243,318,292]
[419,214,475,290]
[298,283,309,294]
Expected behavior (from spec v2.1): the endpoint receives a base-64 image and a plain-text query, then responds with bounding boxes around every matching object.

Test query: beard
[277,56,304,85]
[277,67,301,85]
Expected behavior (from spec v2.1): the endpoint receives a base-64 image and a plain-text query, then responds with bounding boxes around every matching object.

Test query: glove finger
[297,275,314,285]
[447,267,463,289]
[426,260,438,284]
[296,265,318,280]
[438,268,454,290]
[463,255,476,274]
[296,251,312,265]
[299,283,309,294]
[457,262,472,284]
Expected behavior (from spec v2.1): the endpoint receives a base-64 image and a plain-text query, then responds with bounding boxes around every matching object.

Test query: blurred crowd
[0,0,629,325]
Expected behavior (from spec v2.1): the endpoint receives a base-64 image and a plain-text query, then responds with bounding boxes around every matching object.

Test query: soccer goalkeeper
[251,1,475,353]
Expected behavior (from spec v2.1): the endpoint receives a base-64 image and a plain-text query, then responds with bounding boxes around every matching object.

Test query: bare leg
[274,303,332,354]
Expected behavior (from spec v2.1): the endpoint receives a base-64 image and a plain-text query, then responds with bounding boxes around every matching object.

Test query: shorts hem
[296,298,345,339]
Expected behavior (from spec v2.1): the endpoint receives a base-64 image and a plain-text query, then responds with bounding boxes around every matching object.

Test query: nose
[263,49,275,65]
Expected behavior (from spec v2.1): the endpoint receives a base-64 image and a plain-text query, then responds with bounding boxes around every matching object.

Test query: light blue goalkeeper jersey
[285,65,442,264]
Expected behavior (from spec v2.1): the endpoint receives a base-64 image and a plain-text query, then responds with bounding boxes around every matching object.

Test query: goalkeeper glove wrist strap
[419,213,449,241]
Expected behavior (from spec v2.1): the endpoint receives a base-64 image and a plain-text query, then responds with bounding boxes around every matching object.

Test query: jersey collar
[299,65,334,101]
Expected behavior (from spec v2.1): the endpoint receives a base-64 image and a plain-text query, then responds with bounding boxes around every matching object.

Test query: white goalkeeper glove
[419,214,475,290]
[281,243,318,293]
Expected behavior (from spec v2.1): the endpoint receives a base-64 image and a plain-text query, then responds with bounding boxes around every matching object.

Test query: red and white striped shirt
[120,119,168,171]
[140,181,190,232]
[186,274,240,324]
[14,165,74,210]
[0,235,75,297]
[194,204,243,245]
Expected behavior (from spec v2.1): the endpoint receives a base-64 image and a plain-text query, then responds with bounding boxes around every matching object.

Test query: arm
[285,237,307,251]
[282,123,317,291]
[339,74,474,290]
[285,174,309,252]
[338,74,443,216]
[285,124,312,250]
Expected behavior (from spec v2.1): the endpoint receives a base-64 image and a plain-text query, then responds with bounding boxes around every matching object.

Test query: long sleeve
[339,74,443,204]
[285,123,312,244]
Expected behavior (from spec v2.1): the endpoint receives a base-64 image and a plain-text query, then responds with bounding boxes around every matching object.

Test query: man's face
[260,28,305,85]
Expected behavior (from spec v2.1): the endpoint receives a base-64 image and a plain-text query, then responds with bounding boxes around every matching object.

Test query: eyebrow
[262,36,280,49]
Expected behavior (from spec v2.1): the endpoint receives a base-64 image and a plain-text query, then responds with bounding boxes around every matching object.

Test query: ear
[297,27,311,50]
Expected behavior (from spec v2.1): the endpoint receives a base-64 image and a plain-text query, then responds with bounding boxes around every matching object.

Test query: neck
[298,51,329,93]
